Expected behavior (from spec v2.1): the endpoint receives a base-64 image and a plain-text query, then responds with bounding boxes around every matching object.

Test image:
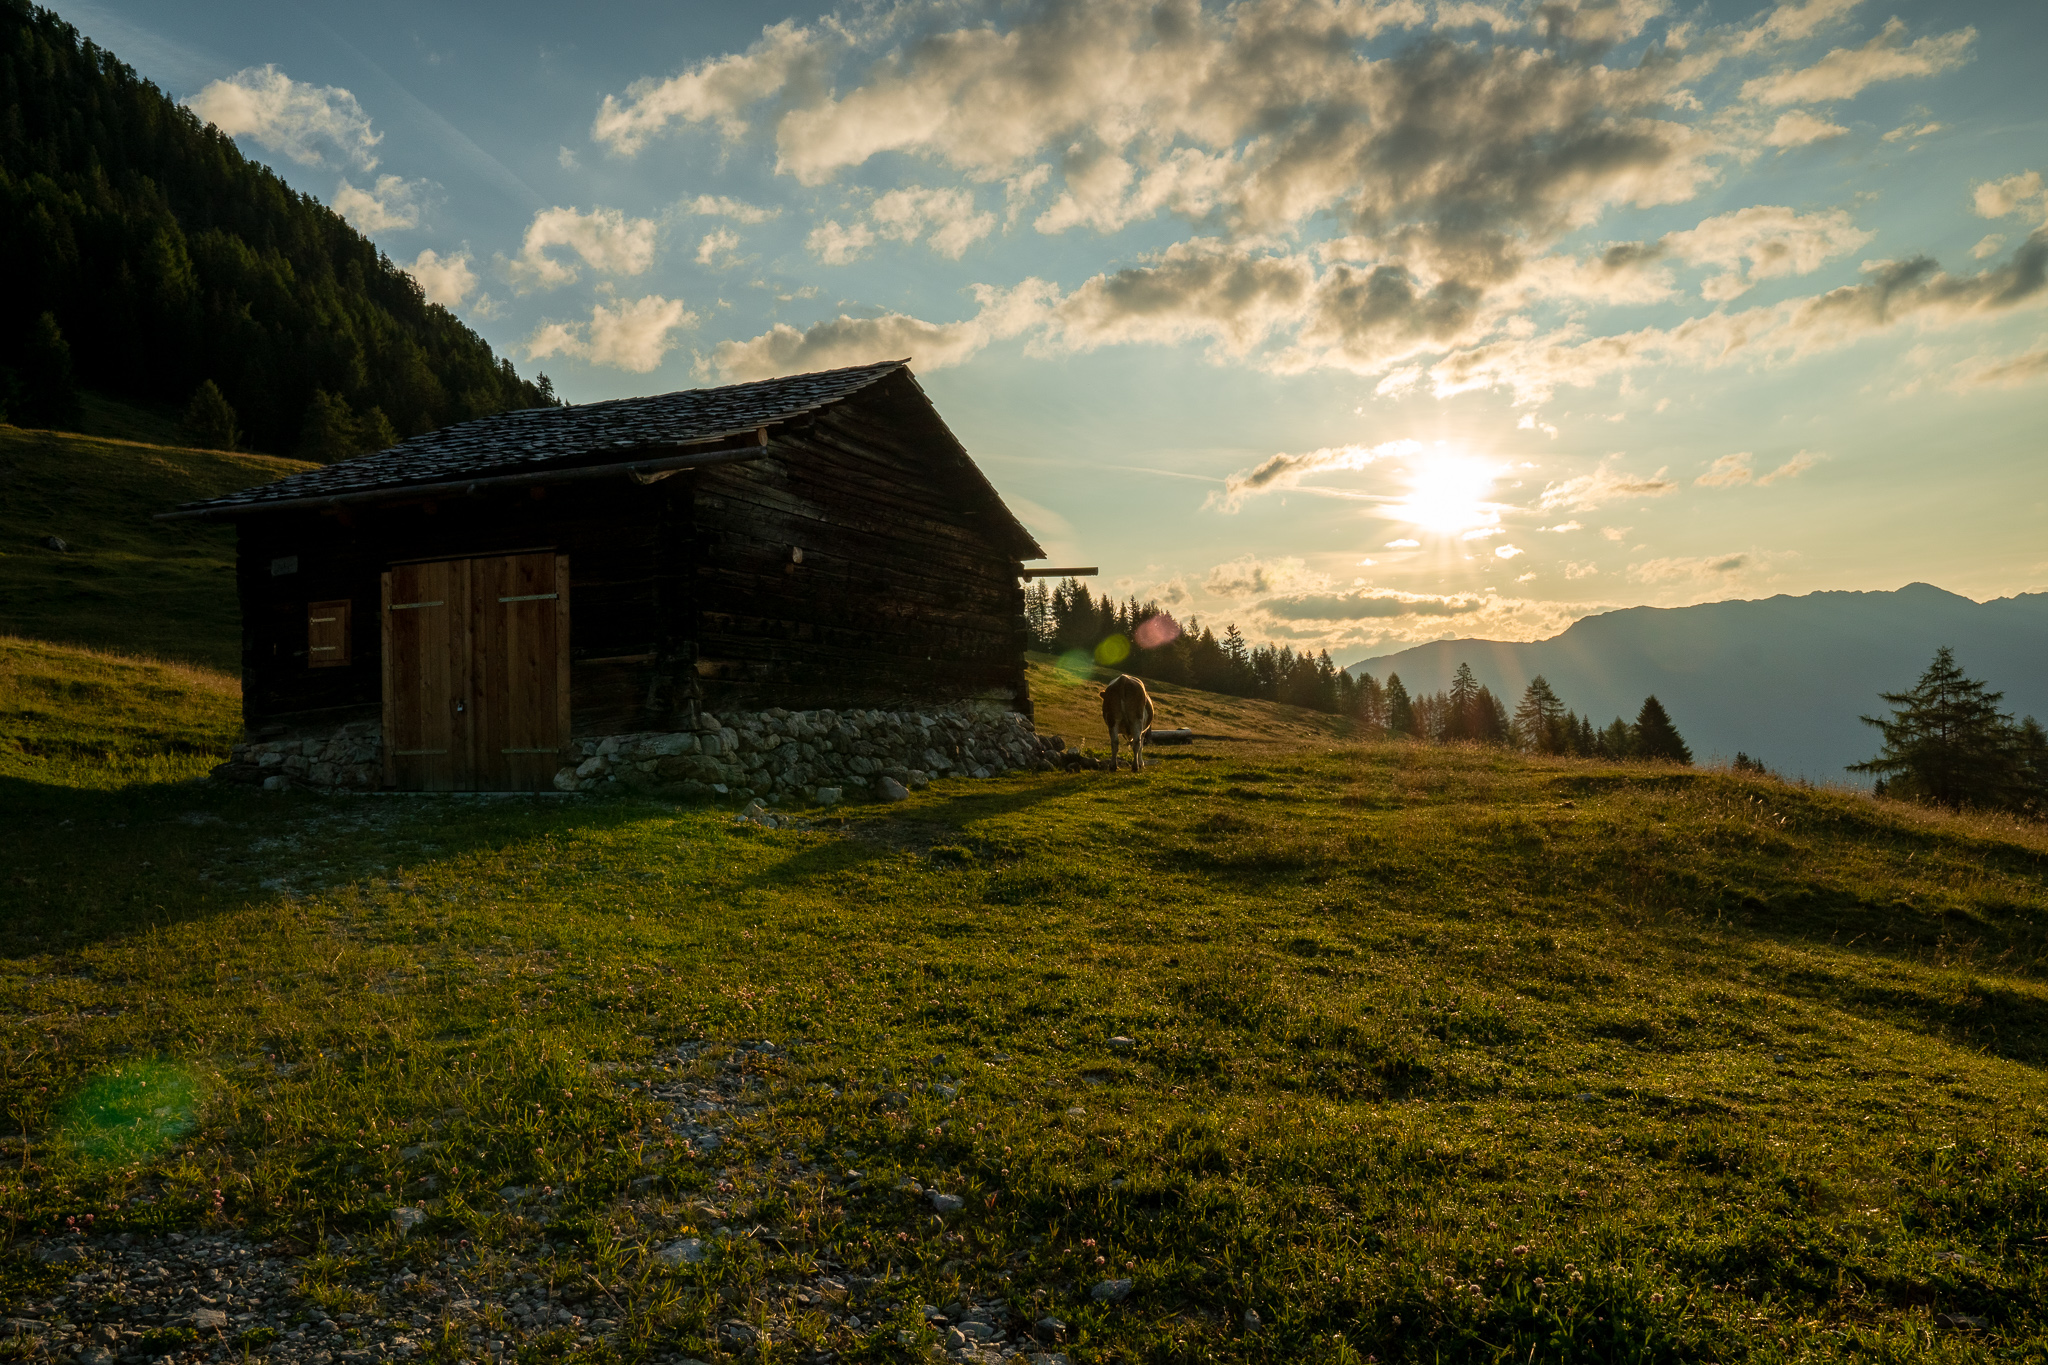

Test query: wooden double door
[381,552,570,791]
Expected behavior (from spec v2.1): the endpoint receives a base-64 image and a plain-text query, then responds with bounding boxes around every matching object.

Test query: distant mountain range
[1347,584,2048,782]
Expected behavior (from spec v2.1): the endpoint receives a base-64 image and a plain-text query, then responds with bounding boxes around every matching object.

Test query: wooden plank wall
[687,379,1031,714]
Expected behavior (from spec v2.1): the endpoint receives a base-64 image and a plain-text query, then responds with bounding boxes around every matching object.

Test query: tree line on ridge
[1025,578,1692,761]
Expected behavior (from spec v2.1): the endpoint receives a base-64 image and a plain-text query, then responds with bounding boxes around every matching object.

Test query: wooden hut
[164,360,1045,792]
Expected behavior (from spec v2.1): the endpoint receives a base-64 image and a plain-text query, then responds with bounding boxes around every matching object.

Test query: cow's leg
[1133,729,1144,772]
[1108,728,1120,772]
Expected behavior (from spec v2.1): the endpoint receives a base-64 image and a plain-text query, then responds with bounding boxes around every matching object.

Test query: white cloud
[1881,120,1942,144]
[1425,235,2048,404]
[1600,526,1630,541]
[1564,561,1599,578]
[687,195,782,223]
[187,64,381,170]
[710,280,1053,381]
[1203,555,1327,599]
[1539,520,1584,533]
[1728,0,1863,56]
[1741,18,1974,105]
[1763,110,1848,149]
[1662,205,1872,300]
[1209,438,1420,512]
[1539,465,1678,511]
[507,207,659,290]
[1517,412,1561,437]
[1696,452,1753,486]
[1971,234,2008,260]
[1386,538,1421,548]
[1973,171,2045,222]
[592,19,823,153]
[1956,348,2048,389]
[1757,450,1823,484]
[1494,543,1524,559]
[870,187,995,259]
[557,146,579,170]
[332,174,426,233]
[1045,238,1315,359]
[806,219,875,265]
[696,227,743,268]
[1258,587,1490,622]
[405,248,475,308]
[576,4,2023,407]
[526,294,697,373]
[1629,552,1755,583]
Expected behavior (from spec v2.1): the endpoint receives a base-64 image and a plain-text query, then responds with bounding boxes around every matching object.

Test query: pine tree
[2014,716,2048,816]
[1513,676,1566,753]
[1473,688,1510,745]
[297,391,353,463]
[1598,717,1635,759]
[4,312,81,428]
[1384,673,1415,736]
[181,379,240,450]
[1023,581,1054,650]
[1447,662,1481,741]
[1634,695,1692,764]
[1354,672,1386,732]
[1849,647,2019,808]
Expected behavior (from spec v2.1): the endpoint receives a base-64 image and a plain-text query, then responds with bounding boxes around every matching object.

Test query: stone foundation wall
[214,721,383,790]
[212,707,1070,799]
[557,705,1054,801]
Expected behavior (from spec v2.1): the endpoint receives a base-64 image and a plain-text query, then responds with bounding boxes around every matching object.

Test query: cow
[1100,673,1155,772]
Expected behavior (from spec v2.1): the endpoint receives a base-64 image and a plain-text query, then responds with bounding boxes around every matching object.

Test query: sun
[1390,454,1500,536]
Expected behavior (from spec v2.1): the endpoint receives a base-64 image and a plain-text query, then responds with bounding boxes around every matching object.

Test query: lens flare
[57,1060,202,1164]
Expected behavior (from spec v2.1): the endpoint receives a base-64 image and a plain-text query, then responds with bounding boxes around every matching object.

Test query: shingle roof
[173,359,912,515]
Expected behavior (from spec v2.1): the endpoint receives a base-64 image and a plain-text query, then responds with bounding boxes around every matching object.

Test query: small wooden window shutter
[308,599,352,668]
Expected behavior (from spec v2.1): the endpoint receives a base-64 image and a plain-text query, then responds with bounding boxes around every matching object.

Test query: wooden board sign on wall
[307,599,351,668]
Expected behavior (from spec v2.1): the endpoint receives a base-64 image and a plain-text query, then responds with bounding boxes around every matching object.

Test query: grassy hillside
[0,423,307,670]
[0,634,240,789]
[2,663,2044,1361]
[1027,652,1361,751]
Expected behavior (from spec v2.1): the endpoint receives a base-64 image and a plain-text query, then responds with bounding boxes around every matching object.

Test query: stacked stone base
[211,707,1076,800]
[557,705,1056,802]
[212,721,384,790]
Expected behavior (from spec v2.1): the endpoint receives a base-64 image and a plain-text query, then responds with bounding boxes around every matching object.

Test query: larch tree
[1513,676,1567,753]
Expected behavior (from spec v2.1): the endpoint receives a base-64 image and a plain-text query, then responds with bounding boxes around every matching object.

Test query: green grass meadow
[1,429,2045,1363]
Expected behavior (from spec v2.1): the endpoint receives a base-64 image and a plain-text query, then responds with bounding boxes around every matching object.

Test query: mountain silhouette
[1347,583,2048,782]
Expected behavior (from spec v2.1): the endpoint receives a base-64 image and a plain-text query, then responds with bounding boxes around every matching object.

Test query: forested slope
[0,0,551,454]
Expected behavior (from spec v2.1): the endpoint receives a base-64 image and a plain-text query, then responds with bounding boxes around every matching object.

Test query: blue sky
[55,0,2048,660]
